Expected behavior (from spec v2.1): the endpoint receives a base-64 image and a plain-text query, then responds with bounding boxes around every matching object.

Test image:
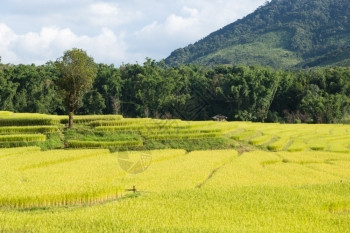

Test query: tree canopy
[55,48,97,128]
[1,57,350,124]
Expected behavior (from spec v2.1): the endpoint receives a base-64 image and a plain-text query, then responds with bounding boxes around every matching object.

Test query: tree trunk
[110,96,120,115]
[68,112,74,128]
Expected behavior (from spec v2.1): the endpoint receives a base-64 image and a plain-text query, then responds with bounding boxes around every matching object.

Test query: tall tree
[0,66,18,111]
[93,64,123,114]
[55,48,97,128]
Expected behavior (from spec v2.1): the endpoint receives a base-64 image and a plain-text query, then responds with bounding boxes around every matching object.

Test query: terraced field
[0,111,350,232]
[2,111,350,153]
[227,122,350,153]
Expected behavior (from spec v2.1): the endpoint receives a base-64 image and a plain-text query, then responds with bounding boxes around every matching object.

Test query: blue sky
[0,0,266,65]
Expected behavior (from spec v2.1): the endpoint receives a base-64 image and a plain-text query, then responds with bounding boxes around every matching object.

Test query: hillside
[165,0,350,69]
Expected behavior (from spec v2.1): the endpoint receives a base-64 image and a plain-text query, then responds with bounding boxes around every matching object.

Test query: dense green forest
[1,59,350,123]
[2,0,350,124]
[165,0,350,69]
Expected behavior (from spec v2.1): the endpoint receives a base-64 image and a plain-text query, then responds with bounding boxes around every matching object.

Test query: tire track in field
[196,157,235,189]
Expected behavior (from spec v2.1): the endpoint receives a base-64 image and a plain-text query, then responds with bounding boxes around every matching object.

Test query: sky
[0,0,266,66]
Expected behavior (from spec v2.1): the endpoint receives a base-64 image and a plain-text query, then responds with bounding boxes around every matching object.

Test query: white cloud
[84,2,143,30]
[0,23,128,64]
[88,2,121,27]
[165,7,200,36]
[0,0,267,65]
[135,6,202,43]
[90,2,119,16]
[131,0,266,60]
[0,23,19,63]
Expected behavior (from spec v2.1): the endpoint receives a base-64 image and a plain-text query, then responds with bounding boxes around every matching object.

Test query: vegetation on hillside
[165,0,350,68]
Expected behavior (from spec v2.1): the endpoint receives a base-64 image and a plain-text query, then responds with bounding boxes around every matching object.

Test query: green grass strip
[67,140,143,148]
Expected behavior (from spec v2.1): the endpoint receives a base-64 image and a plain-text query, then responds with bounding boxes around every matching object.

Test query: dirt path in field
[196,157,234,189]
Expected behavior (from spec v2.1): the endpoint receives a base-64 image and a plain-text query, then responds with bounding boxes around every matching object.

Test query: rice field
[1,112,350,232]
[224,122,350,153]
[2,111,350,152]
[0,147,349,232]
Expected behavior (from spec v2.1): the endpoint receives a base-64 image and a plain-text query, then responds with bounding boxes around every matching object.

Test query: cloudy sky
[0,0,266,66]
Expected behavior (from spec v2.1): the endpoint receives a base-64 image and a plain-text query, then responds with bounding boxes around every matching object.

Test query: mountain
[165,0,350,69]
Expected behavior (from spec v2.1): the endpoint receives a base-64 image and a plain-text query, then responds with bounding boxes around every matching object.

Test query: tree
[55,48,97,128]
[0,66,18,111]
[93,64,123,114]
[79,90,106,115]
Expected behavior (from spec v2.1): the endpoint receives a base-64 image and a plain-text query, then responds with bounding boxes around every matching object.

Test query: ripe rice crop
[205,123,239,133]
[140,128,223,136]
[60,115,123,124]
[94,126,140,132]
[307,139,327,151]
[10,149,110,169]
[0,149,124,208]
[328,143,350,153]
[249,134,275,146]
[0,148,194,209]
[2,112,350,232]
[116,149,186,164]
[306,161,350,180]
[0,111,13,117]
[89,118,151,127]
[0,146,41,158]
[95,124,176,132]
[67,139,143,148]
[279,151,328,164]
[0,117,60,126]
[0,134,46,142]
[144,132,222,140]
[231,130,258,141]
[286,139,308,152]
[18,149,110,171]
[116,149,238,192]
[89,119,350,152]
[0,146,350,232]
[267,137,290,151]
[0,113,49,118]
[115,149,187,174]
[204,150,348,187]
[0,125,60,134]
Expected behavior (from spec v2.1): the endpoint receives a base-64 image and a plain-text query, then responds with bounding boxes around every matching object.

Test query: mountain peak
[165,0,350,69]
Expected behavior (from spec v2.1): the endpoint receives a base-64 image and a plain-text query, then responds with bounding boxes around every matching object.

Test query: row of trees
[1,50,350,124]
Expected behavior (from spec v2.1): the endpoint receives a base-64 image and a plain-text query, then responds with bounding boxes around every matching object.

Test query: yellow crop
[0,149,124,208]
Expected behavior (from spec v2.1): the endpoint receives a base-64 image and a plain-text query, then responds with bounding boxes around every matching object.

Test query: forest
[1,58,350,124]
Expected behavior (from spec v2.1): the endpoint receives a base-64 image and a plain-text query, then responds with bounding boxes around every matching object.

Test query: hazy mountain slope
[165,0,350,69]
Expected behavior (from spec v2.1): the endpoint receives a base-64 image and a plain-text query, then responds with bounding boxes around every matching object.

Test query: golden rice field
[0,111,350,232]
[0,146,349,232]
[2,111,350,152]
